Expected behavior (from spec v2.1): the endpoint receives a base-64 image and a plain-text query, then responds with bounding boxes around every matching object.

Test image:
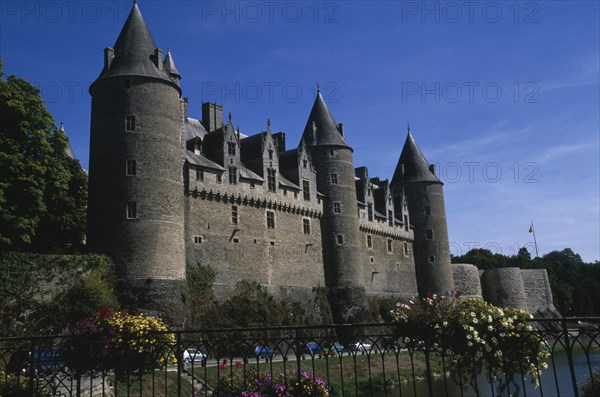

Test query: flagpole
[530,220,539,258]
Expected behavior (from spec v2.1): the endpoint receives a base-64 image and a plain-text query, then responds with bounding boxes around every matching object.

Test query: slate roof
[300,92,349,148]
[94,2,174,85]
[239,165,263,181]
[185,152,225,171]
[183,118,208,142]
[163,50,180,78]
[391,132,441,185]
[279,175,300,189]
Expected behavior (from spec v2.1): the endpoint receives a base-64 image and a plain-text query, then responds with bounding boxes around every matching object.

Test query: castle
[86,2,556,325]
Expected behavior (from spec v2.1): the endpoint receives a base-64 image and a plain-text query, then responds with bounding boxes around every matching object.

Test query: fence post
[562,318,579,397]
[176,331,182,397]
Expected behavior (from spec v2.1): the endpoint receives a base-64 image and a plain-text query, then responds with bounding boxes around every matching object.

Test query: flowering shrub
[214,367,330,397]
[391,293,549,395]
[62,308,176,375]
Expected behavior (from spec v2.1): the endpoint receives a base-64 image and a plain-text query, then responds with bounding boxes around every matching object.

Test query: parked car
[182,348,207,364]
[305,341,324,356]
[255,345,276,359]
[349,340,373,352]
[324,341,345,356]
[6,348,65,374]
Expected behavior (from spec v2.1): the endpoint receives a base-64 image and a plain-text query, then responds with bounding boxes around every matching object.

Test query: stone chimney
[202,102,223,132]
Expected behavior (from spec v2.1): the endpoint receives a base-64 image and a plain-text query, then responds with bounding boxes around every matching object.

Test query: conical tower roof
[300,91,350,148]
[163,50,181,79]
[391,132,441,185]
[95,2,172,83]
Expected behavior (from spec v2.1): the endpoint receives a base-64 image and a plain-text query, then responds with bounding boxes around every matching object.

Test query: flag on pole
[529,223,534,233]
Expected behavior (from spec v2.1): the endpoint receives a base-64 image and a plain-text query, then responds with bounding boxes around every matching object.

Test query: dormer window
[228,142,236,156]
[194,143,201,155]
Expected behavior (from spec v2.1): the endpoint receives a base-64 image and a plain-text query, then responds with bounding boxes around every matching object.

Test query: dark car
[305,341,324,356]
[6,348,65,374]
[254,345,276,359]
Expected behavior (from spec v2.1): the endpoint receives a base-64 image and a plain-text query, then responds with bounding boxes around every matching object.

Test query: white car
[182,348,207,363]
[350,341,373,352]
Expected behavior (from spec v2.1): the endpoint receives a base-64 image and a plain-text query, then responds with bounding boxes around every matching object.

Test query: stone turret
[390,131,454,296]
[300,90,368,324]
[87,1,186,325]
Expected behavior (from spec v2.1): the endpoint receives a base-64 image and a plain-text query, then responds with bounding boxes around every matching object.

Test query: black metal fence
[1,318,598,397]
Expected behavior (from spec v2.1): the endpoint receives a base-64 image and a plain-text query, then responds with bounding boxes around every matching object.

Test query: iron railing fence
[0,318,598,397]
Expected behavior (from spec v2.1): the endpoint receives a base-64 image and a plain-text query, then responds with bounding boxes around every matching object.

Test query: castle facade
[86,3,555,325]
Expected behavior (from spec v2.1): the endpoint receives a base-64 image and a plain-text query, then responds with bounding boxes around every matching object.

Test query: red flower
[218,363,227,370]
[99,307,113,317]
[234,361,242,367]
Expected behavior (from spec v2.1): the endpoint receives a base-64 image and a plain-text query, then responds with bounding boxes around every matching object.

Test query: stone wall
[480,267,528,311]
[521,269,557,314]
[185,193,324,300]
[452,263,482,298]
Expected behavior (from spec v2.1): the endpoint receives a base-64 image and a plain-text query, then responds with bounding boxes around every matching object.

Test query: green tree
[0,60,87,250]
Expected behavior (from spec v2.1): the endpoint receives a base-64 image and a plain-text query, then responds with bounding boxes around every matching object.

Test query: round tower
[87,2,185,324]
[301,91,368,324]
[390,131,454,296]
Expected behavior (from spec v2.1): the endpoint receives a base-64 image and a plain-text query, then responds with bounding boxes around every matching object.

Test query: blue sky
[2,1,599,262]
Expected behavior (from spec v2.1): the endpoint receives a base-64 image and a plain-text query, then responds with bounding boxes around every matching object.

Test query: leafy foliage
[0,252,117,335]
[0,371,51,397]
[0,60,87,251]
[391,293,550,396]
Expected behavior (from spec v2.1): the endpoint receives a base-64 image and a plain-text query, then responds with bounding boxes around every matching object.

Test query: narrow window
[227,141,236,156]
[266,211,275,229]
[336,235,344,245]
[232,205,238,225]
[194,236,203,244]
[250,182,255,189]
[294,191,298,199]
[302,179,310,201]
[333,202,341,214]
[216,174,222,183]
[429,254,435,263]
[267,169,276,192]
[370,257,374,264]
[425,206,431,215]
[404,242,409,256]
[366,235,373,249]
[387,238,393,253]
[388,210,393,227]
[126,201,137,219]
[330,173,338,184]
[303,218,310,235]
[367,203,373,222]
[196,169,204,181]
[404,215,409,231]
[283,188,287,197]
[229,166,237,184]
[268,149,273,160]
[126,159,136,176]
[302,159,307,169]
[125,115,135,131]
[426,229,433,240]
